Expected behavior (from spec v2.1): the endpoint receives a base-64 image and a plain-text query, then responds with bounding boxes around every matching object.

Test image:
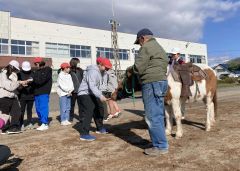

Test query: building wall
[0,10,208,71]
[0,11,10,39]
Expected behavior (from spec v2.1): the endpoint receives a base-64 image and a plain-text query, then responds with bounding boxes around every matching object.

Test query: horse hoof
[211,120,216,126]
[175,132,183,139]
[165,130,171,136]
[205,127,211,132]
[175,135,182,139]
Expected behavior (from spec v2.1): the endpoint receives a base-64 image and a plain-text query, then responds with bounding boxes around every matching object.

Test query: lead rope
[194,81,200,101]
[124,74,136,107]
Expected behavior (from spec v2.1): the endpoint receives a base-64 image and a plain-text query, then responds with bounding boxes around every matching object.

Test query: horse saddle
[171,63,207,97]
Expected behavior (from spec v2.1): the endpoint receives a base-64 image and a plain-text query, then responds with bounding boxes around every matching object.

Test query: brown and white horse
[165,64,217,138]
[120,64,217,139]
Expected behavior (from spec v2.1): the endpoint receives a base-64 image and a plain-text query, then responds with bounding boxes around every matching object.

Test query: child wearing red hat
[32,57,52,131]
[99,59,121,121]
[57,63,74,126]
[77,58,110,141]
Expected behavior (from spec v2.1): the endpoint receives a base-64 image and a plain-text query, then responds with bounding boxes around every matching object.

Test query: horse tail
[213,90,217,118]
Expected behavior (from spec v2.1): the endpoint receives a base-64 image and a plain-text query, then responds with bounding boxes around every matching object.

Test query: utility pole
[109,0,121,80]
[110,19,121,79]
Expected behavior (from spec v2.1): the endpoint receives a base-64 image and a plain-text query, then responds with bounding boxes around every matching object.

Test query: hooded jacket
[57,71,74,97]
[0,69,20,98]
[100,69,118,93]
[78,65,103,98]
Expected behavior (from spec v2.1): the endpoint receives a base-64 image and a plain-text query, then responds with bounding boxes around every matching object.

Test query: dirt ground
[1,87,240,171]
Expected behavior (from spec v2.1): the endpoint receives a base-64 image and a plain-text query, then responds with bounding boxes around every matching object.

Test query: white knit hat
[9,60,20,70]
[22,61,31,71]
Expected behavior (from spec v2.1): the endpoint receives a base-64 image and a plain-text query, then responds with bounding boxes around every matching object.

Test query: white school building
[0,10,208,71]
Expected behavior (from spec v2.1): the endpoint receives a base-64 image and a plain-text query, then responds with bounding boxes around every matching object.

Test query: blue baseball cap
[134,28,153,44]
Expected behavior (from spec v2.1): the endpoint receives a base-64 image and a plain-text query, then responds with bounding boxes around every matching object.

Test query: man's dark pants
[77,95,104,135]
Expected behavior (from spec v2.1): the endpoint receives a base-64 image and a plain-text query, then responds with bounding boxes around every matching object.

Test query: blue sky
[0,0,240,66]
[202,11,240,65]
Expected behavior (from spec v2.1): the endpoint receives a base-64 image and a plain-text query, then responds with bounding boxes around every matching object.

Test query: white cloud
[0,0,240,41]
[208,55,237,66]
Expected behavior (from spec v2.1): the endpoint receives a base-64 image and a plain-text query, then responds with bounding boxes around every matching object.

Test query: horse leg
[180,97,186,119]
[210,101,215,126]
[205,97,212,131]
[172,99,183,138]
[165,105,173,136]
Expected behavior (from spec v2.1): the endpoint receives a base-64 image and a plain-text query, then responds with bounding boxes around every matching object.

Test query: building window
[46,43,69,58]
[96,47,129,60]
[11,39,39,56]
[46,43,91,58]
[26,41,39,56]
[180,54,186,61]
[0,38,9,54]
[189,55,205,64]
[134,50,139,60]
[70,45,91,58]
[118,49,129,60]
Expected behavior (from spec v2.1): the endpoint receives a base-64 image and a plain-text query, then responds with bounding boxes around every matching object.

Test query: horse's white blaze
[165,64,217,138]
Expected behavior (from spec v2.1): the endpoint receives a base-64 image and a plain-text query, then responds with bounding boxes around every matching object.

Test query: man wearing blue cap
[133,28,169,156]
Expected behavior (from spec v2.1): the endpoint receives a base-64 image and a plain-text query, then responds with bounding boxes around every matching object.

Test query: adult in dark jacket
[69,58,83,121]
[33,57,52,131]
[133,28,169,156]
[18,61,35,130]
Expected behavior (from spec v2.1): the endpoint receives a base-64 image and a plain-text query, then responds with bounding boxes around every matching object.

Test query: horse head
[114,66,142,100]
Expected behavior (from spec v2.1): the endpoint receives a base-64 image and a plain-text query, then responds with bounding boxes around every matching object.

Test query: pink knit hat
[0,118,5,129]
[0,113,9,129]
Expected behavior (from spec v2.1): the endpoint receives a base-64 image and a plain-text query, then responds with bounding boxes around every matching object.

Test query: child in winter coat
[57,63,74,126]
[33,57,52,131]
[103,69,121,120]
[0,60,28,134]
[18,61,35,130]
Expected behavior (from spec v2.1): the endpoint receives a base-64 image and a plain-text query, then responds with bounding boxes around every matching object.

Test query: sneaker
[7,127,22,134]
[61,121,68,126]
[21,125,25,131]
[144,147,168,156]
[96,128,108,134]
[36,124,48,131]
[112,111,121,118]
[1,130,8,135]
[65,121,72,125]
[80,134,96,141]
[61,121,71,126]
[26,123,34,130]
[107,114,114,119]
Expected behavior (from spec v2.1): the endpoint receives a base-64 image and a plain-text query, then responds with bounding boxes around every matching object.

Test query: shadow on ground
[0,155,23,171]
